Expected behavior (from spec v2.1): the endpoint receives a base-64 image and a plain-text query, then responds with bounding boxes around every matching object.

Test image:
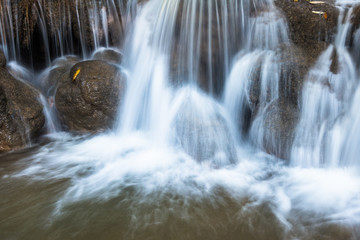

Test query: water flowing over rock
[1,0,360,239]
[92,47,123,64]
[0,53,45,152]
[0,0,140,69]
[55,60,125,133]
[39,55,81,96]
[291,4,359,168]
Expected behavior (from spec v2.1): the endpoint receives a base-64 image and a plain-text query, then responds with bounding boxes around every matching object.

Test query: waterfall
[223,0,290,159]
[116,0,245,166]
[1,1,360,238]
[0,0,138,68]
[291,5,358,168]
[39,94,59,134]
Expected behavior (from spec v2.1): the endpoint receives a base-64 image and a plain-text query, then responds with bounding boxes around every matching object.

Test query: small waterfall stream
[1,0,360,239]
[291,4,358,168]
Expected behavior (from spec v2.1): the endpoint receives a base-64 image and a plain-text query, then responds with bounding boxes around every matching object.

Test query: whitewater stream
[1,0,360,239]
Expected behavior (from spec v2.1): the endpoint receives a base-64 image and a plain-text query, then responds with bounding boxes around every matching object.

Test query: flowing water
[1,0,360,239]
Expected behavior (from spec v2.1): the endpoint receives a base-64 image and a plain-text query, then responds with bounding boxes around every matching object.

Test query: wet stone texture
[259,98,299,160]
[0,51,45,153]
[55,60,126,133]
[274,0,339,100]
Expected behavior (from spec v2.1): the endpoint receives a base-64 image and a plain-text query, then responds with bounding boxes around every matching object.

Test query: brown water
[1,138,359,240]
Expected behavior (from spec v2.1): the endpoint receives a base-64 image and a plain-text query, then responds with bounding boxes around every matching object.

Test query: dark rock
[0,50,6,67]
[352,4,360,29]
[40,56,81,96]
[275,0,338,45]
[251,98,299,160]
[55,60,126,133]
[277,42,328,105]
[92,48,123,65]
[274,0,339,101]
[0,66,45,153]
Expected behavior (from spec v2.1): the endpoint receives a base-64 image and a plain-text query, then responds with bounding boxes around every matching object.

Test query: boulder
[39,56,81,96]
[55,60,126,133]
[173,89,238,167]
[0,64,45,153]
[250,99,299,160]
[92,48,123,65]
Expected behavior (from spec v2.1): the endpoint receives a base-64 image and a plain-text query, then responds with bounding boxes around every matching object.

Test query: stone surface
[0,50,6,67]
[252,98,299,160]
[92,48,123,65]
[55,60,126,133]
[40,56,81,96]
[274,0,339,104]
[0,66,45,153]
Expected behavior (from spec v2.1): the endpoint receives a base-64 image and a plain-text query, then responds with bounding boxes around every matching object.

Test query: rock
[275,0,338,45]
[51,55,81,68]
[40,56,81,96]
[352,4,360,29]
[250,99,299,160]
[173,89,238,167]
[92,48,123,65]
[277,43,328,105]
[0,50,6,67]
[274,0,339,100]
[55,60,126,133]
[0,67,45,153]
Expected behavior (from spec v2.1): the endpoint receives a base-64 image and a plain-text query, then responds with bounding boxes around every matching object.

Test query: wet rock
[173,90,238,167]
[274,0,339,98]
[0,66,45,153]
[92,48,123,65]
[277,43,328,105]
[352,4,360,29]
[275,0,338,45]
[0,50,6,67]
[251,98,299,160]
[55,60,126,133]
[51,55,81,68]
[40,56,81,96]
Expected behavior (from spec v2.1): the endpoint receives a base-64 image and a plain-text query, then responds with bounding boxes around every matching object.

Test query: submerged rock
[55,60,126,133]
[0,58,45,152]
[172,89,238,167]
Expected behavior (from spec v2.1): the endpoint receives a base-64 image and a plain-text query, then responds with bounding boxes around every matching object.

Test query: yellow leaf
[73,69,81,81]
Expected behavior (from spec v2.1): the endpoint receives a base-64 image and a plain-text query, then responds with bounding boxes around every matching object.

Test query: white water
[291,5,359,168]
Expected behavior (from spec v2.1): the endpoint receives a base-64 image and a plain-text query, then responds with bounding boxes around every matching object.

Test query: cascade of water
[39,94,59,134]
[291,5,358,168]
[223,0,290,159]
[0,0,18,61]
[0,0,138,67]
[117,0,253,166]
